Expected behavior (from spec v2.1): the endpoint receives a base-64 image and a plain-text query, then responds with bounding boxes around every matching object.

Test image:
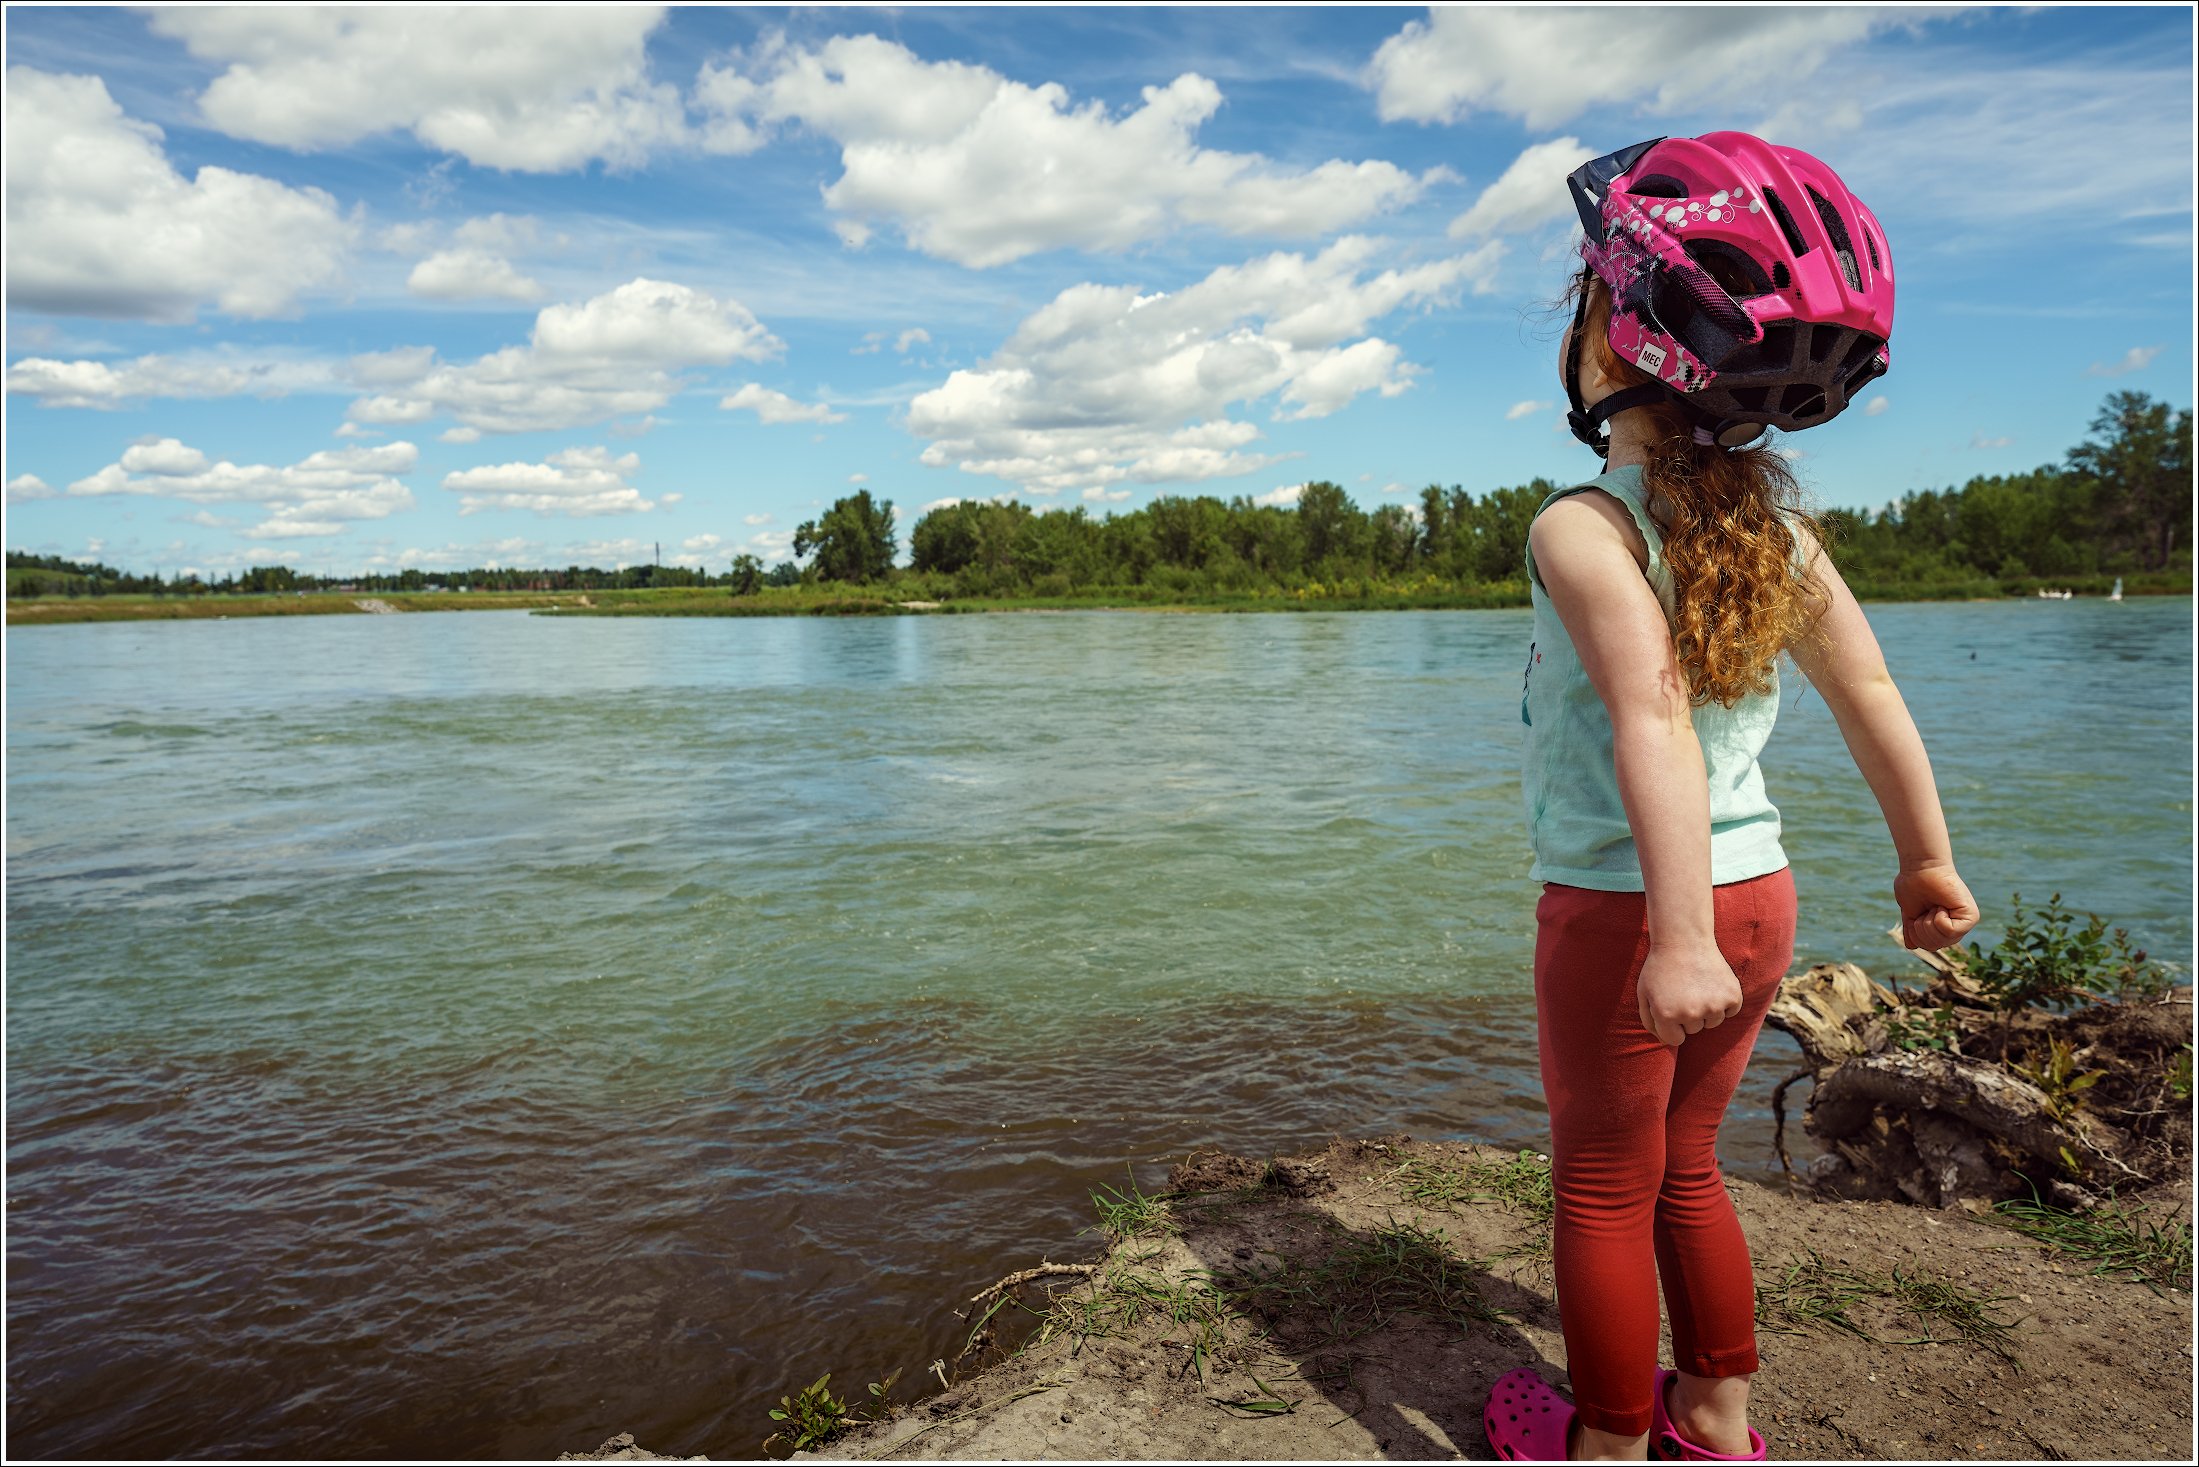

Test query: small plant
[865,1365,905,1416]
[2170,1044,2193,1104]
[2011,1035,2103,1120]
[1955,893,2172,1059]
[764,1373,855,1452]
[1884,1001,1962,1054]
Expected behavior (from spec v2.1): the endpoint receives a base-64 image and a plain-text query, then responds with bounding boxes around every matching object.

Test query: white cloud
[351,345,439,386]
[1506,398,1555,422]
[120,438,212,476]
[896,327,932,354]
[1082,487,1132,503]
[2088,345,2165,378]
[440,426,483,444]
[148,7,687,172]
[407,248,545,303]
[1747,52,2191,250]
[442,445,652,516]
[1970,432,2013,450]
[1864,395,1890,417]
[905,236,1500,496]
[1381,481,1411,496]
[344,278,782,434]
[333,421,380,439]
[5,352,333,408]
[1254,483,1306,507]
[7,474,57,503]
[743,513,773,525]
[1448,137,1596,238]
[721,383,847,425]
[697,34,1443,266]
[5,67,354,320]
[64,439,418,537]
[349,395,438,425]
[1365,7,1913,128]
[454,213,547,253]
[533,278,774,362]
[846,473,868,485]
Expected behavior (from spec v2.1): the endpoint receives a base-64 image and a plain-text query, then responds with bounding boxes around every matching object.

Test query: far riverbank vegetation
[10,391,2187,624]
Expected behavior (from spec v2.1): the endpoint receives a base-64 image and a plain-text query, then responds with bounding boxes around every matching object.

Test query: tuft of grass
[1027,1213,1511,1386]
[1392,1149,1554,1221]
[1754,1247,2021,1361]
[1221,1213,1513,1346]
[1030,1261,1246,1385]
[1983,1186,2193,1296]
[1392,1149,1554,1268]
[1085,1165,1179,1241]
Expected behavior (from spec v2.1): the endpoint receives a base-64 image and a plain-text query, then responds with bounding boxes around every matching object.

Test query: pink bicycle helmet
[1562,131,1894,453]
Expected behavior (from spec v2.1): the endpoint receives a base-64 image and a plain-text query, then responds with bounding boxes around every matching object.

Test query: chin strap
[1565,278,1768,455]
[1564,278,1668,456]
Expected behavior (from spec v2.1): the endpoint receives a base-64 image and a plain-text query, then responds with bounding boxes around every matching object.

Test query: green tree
[794,490,898,582]
[2068,391,2193,572]
[729,554,763,595]
[1295,481,1367,575]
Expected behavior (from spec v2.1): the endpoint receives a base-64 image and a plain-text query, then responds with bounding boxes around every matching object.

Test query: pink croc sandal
[1650,1367,1769,1461]
[1484,1366,1577,1462]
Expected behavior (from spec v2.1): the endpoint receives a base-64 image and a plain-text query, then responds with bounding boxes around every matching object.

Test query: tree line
[8,391,2187,602]
[790,391,2190,597]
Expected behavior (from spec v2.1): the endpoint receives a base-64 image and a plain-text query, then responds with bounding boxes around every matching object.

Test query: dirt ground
[776,1135,2191,1463]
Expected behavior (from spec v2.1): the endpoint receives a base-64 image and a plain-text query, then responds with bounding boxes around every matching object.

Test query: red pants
[1533,867,1797,1437]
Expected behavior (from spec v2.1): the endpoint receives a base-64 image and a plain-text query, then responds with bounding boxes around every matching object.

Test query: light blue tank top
[1519,464,1789,891]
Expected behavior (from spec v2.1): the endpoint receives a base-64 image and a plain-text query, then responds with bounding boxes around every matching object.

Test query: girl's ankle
[1666,1373,1752,1453]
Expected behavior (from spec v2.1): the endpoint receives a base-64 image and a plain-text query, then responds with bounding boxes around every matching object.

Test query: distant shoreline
[6,577,2189,627]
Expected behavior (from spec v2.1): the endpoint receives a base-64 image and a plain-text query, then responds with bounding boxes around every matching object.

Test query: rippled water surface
[7,601,2189,1459]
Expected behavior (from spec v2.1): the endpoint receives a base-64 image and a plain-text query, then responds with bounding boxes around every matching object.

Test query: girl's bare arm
[1531,493,1740,1046]
[1786,530,1980,950]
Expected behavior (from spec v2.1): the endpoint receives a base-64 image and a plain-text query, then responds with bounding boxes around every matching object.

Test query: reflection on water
[6,600,2189,1458]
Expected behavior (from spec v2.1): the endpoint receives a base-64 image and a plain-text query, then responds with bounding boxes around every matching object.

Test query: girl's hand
[1636,940,1744,1048]
[1894,864,1980,952]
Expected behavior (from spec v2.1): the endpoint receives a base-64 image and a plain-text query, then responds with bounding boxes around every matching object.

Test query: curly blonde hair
[1567,268,1829,706]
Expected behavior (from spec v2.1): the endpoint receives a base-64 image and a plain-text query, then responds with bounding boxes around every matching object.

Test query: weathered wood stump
[1765,952,2191,1210]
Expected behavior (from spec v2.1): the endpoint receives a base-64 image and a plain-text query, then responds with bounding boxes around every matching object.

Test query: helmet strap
[1563,272,1767,455]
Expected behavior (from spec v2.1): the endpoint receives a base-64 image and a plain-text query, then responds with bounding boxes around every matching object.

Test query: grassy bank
[8,572,2189,626]
[765,1134,2190,1463]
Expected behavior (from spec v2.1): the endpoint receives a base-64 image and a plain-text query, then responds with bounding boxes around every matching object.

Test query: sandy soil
[776,1135,2191,1463]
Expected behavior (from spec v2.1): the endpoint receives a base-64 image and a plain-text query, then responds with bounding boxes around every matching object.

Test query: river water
[6,600,2189,1459]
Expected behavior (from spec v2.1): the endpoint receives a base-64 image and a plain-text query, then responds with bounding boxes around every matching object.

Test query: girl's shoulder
[1528,477,1654,584]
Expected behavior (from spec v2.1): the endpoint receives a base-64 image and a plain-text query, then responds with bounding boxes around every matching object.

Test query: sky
[2,3,2192,577]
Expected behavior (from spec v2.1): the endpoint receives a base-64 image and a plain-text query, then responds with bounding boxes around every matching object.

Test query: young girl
[1481,132,1981,1463]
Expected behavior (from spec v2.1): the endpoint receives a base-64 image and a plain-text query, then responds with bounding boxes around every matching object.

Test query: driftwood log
[1764,947,2191,1210]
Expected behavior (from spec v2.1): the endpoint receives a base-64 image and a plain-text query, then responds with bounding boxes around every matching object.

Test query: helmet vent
[1779,385,1828,420]
[1729,386,1773,414]
[1630,174,1689,199]
[1760,188,1811,258]
[1685,239,1773,300]
[1807,187,1863,291]
[1806,322,1843,364]
[1770,262,1791,291]
[1861,222,1883,273]
[1719,321,1796,375]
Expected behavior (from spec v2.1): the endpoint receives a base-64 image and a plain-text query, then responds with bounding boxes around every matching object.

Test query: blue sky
[4,4,2192,577]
